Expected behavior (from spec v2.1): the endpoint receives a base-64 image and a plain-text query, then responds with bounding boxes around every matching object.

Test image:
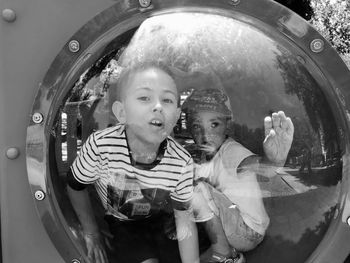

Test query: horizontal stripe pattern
[71,124,194,218]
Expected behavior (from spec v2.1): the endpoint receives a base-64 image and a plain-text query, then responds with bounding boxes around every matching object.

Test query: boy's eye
[138,96,150,101]
[163,98,174,104]
[211,122,220,128]
[192,124,201,130]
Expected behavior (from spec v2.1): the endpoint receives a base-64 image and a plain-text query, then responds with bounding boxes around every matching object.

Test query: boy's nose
[200,128,210,139]
[203,127,212,136]
[203,129,215,141]
[152,101,163,112]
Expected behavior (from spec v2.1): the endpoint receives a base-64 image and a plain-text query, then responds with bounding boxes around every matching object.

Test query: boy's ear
[112,101,126,123]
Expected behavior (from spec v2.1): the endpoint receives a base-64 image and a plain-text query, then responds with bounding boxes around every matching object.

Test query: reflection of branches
[119,13,279,85]
[275,48,318,128]
[290,117,318,158]
[230,123,265,156]
[274,45,340,160]
[274,0,313,20]
[68,50,120,102]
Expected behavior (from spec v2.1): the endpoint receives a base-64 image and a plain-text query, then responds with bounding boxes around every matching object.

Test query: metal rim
[26,0,350,262]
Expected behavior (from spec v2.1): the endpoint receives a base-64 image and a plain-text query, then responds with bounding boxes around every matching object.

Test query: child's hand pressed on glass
[263,111,294,166]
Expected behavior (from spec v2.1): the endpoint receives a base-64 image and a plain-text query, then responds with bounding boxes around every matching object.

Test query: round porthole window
[26,1,350,262]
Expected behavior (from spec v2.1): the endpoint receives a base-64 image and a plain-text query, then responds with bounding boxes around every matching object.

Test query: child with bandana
[182,88,294,263]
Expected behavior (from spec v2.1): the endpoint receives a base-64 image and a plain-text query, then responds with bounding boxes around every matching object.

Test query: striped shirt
[70,124,194,221]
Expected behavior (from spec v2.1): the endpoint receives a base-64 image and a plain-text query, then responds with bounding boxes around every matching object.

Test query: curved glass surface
[46,12,343,263]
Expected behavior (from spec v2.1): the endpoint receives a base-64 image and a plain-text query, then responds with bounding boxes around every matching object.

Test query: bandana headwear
[182,89,232,118]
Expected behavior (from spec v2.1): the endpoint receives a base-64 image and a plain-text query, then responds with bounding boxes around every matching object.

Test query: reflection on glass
[49,12,342,263]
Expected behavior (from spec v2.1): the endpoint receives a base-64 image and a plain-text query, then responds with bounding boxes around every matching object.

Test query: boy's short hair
[111,62,180,105]
[182,88,233,122]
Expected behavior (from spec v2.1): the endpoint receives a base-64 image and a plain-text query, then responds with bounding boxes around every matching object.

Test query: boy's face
[189,111,228,153]
[113,67,181,145]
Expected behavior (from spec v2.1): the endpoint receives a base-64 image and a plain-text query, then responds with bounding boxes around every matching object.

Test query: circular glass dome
[26,1,350,263]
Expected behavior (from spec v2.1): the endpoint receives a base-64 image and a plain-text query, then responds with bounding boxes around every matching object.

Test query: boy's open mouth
[150,119,163,127]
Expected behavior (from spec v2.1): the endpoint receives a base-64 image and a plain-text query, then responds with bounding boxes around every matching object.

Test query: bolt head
[2,9,16,22]
[69,40,80,53]
[6,147,20,159]
[310,39,324,53]
[32,112,43,124]
[34,190,45,201]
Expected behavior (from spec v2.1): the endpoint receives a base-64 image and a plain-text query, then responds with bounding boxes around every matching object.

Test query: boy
[182,88,294,263]
[67,63,199,263]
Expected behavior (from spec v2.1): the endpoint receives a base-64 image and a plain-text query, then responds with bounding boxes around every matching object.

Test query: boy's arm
[174,208,199,263]
[67,185,108,263]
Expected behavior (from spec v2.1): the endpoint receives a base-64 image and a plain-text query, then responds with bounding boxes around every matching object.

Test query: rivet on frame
[69,40,80,53]
[34,190,45,201]
[310,39,324,53]
[229,0,241,6]
[2,9,16,22]
[71,259,81,263]
[6,147,20,160]
[32,112,44,124]
[347,216,350,226]
[139,0,152,8]
[82,53,92,62]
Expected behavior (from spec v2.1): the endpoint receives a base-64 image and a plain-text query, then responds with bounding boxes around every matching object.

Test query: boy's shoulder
[220,137,248,151]
[166,136,192,162]
[93,124,125,141]
[219,138,254,161]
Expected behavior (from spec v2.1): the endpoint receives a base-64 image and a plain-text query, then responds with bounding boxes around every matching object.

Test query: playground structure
[1,0,350,262]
